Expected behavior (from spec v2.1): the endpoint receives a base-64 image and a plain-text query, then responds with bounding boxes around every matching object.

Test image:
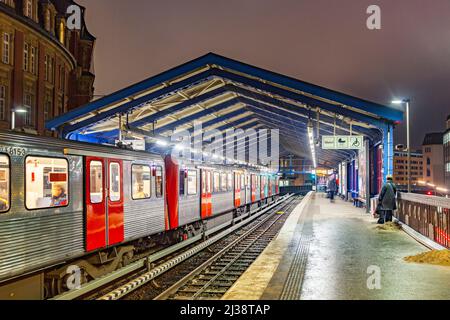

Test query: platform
[222,192,450,300]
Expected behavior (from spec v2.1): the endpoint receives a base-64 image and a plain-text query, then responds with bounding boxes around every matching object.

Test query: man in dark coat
[327,175,338,201]
[377,175,397,224]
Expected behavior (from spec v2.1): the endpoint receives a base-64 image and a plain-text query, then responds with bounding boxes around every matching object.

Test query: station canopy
[47,53,403,168]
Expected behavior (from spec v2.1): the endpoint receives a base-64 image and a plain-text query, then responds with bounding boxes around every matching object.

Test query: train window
[0,155,10,212]
[206,171,212,193]
[179,170,185,196]
[220,172,227,192]
[90,161,103,204]
[241,174,245,188]
[26,156,69,209]
[213,172,220,193]
[132,165,151,199]
[187,170,197,195]
[155,166,163,198]
[227,173,232,191]
[109,162,121,202]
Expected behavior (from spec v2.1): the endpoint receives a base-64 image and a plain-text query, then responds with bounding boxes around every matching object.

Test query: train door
[86,157,124,252]
[268,177,273,197]
[245,174,251,203]
[251,174,256,202]
[275,178,280,194]
[234,172,241,208]
[201,169,212,218]
[260,175,265,199]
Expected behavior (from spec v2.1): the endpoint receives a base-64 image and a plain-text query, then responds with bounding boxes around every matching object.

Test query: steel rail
[90,194,292,300]
[154,197,298,300]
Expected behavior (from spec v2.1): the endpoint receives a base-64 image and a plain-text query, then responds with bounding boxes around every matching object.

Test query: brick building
[0,0,95,134]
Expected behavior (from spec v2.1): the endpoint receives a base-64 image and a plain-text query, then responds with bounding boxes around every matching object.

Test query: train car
[0,131,280,299]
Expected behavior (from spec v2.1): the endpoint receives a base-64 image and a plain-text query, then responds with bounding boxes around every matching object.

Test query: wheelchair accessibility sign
[322,135,364,150]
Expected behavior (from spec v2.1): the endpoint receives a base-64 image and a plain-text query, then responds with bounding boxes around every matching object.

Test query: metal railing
[396,193,450,249]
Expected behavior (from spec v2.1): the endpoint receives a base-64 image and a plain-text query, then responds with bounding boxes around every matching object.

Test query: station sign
[322,135,364,150]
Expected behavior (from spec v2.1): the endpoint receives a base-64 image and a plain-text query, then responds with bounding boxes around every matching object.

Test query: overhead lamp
[156,139,168,147]
[307,121,317,169]
[174,144,183,150]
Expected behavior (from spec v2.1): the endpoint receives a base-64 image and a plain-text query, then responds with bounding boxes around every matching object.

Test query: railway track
[92,195,300,300]
[154,197,300,300]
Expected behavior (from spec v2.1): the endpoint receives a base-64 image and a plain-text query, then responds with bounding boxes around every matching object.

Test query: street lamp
[11,107,28,130]
[392,99,411,193]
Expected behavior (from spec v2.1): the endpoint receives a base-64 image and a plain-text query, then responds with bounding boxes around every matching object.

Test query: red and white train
[0,131,280,299]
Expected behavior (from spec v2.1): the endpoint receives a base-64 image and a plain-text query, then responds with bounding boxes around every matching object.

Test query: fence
[396,193,450,249]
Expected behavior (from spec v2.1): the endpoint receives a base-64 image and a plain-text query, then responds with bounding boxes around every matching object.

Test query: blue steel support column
[382,124,394,185]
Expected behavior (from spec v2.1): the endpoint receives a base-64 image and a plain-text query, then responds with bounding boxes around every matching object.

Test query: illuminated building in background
[0,0,95,134]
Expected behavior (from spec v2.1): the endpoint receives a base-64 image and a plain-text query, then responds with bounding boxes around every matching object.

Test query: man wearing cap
[377,175,397,224]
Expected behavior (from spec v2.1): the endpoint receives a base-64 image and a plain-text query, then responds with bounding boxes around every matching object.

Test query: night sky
[77,0,450,148]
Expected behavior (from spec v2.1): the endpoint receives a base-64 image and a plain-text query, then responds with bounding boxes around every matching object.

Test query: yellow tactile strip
[221,192,313,300]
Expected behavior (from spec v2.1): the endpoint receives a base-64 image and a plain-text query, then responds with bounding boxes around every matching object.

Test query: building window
[427,169,431,177]
[49,57,54,83]
[132,165,151,199]
[0,85,6,121]
[44,98,52,121]
[0,0,14,8]
[30,46,36,75]
[23,43,29,72]
[23,92,33,126]
[427,158,431,165]
[57,98,65,116]
[59,20,65,45]
[0,154,10,212]
[44,9,51,31]
[60,66,65,92]
[25,156,69,210]
[24,0,33,18]
[2,33,10,64]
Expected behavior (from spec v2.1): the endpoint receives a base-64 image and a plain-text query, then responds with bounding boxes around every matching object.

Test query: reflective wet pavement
[301,193,450,300]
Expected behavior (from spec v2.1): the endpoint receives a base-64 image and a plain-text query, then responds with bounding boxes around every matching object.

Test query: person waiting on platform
[377,175,397,224]
[51,184,68,207]
[327,175,338,201]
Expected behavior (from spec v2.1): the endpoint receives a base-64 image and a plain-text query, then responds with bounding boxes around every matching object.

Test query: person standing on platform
[327,175,338,201]
[377,175,397,224]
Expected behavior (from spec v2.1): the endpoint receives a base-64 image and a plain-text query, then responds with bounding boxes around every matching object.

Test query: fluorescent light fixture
[307,122,317,169]
[427,183,436,187]
[436,187,448,193]
[156,140,168,147]
[391,100,403,105]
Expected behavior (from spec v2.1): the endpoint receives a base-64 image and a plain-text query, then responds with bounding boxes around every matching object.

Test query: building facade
[393,150,424,186]
[0,0,95,134]
[422,132,445,187]
[444,115,450,189]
